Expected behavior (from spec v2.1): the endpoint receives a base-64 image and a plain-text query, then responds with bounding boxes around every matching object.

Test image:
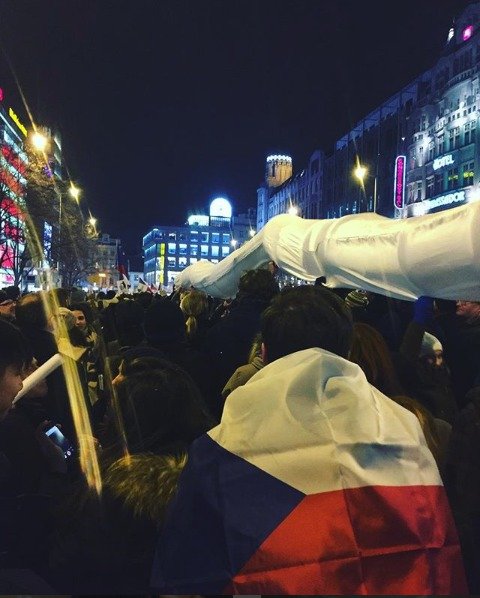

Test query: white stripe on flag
[209,348,441,495]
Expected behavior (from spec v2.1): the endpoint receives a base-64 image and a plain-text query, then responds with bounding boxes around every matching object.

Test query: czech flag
[151,348,468,595]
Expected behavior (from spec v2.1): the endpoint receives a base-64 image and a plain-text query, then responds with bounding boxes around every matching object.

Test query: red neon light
[0,244,15,269]
[1,145,27,176]
[0,170,25,197]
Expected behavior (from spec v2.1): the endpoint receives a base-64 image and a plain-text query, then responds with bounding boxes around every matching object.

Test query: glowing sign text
[8,108,27,137]
[433,154,454,170]
[394,155,406,209]
[463,25,473,41]
[411,190,466,216]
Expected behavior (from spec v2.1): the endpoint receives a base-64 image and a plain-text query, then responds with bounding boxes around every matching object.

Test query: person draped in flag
[151,284,467,595]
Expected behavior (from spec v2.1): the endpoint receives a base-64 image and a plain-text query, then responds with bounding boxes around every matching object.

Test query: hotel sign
[433,154,454,171]
[410,190,466,216]
[394,155,406,209]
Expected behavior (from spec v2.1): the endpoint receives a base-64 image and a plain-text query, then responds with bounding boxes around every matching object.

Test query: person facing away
[200,267,279,418]
[150,284,467,596]
[47,352,214,595]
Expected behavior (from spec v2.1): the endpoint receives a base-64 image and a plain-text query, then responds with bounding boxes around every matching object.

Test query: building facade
[143,198,254,290]
[89,233,121,289]
[0,86,29,286]
[257,152,323,230]
[258,3,480,227]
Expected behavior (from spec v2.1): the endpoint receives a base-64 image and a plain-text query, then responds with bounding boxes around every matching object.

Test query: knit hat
[420,332,443,357]
[144,298,186,345]
[344,289,369,309]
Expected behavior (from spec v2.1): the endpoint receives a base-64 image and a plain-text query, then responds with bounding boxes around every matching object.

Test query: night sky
[0,0,472,258]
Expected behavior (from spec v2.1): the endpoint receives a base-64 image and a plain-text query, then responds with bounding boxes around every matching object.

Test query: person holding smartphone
[0,319,72,590]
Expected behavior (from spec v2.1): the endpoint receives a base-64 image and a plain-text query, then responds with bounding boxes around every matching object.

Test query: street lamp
[353,159,377,213]
[353,163,368,184]
[89,217,97,227]
[31,131,49,152]
[69,185,81,201]
[231,239,238,248]
[288,205,299,216]
[249,228,255,237]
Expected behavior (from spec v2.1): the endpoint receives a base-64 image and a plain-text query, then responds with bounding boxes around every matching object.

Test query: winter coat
[222,355,264,399]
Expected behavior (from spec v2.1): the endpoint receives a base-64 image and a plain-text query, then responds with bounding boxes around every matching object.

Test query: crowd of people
[0,269,479,594]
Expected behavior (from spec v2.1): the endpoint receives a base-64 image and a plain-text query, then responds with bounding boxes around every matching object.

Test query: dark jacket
[201,296,270,417]
[394,321,458,424]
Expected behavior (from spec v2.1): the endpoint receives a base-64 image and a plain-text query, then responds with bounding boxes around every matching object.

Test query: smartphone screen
[45,425,75,459]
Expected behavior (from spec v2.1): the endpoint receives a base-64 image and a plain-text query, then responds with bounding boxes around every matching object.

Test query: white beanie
[420,331,442,357]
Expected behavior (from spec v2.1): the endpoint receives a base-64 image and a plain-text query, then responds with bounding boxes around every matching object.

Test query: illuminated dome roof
[209,197,232,218]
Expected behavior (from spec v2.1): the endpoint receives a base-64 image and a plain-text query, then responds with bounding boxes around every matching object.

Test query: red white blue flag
[151,348,467,595]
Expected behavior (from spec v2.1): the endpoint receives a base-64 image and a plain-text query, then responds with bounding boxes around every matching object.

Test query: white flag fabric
[175,201,480,301]
[151,348,467,595]
[137,277,149,293]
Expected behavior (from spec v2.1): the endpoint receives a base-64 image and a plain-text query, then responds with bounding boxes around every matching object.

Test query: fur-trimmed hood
[104,452,187,522]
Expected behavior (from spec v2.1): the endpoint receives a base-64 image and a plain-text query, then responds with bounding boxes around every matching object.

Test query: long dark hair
[349,322,404,397]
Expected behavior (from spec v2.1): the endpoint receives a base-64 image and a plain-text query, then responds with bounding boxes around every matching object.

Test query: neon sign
[463,25,473,41]
[8,108,27,137]
[433,154,454,170]
[410,190,466,216]
[394,155,406,209]
[0,88,3,102]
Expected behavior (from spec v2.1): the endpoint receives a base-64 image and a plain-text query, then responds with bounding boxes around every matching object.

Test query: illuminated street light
[231,239,238,248]
[353,159,377,213]
[89,217,97,227]
[249,228,255,237]
[31,131,48,152]
[353,163,368,183]
[69,185,80,201]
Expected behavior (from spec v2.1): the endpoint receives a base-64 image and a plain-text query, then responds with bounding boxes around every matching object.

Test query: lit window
[200,245,208,257]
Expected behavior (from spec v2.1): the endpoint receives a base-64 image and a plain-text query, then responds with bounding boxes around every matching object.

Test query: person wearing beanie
[344,289,370,310]
[420,331,444,368]
[394,296,458,424]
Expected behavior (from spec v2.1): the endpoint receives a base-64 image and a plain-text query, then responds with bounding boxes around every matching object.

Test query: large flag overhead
[176,201,480,301]
[151,348,467,595]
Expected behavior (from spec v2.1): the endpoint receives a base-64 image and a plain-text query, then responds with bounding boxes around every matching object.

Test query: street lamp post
[353,160,377,213]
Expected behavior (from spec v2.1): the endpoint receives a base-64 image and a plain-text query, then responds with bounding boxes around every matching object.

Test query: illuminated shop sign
[8,108,27,137]
[0,88,3,102]
[433,154,454,170]
[393,155,406,209]
[463,25,473,41]
[411,190,466,216]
